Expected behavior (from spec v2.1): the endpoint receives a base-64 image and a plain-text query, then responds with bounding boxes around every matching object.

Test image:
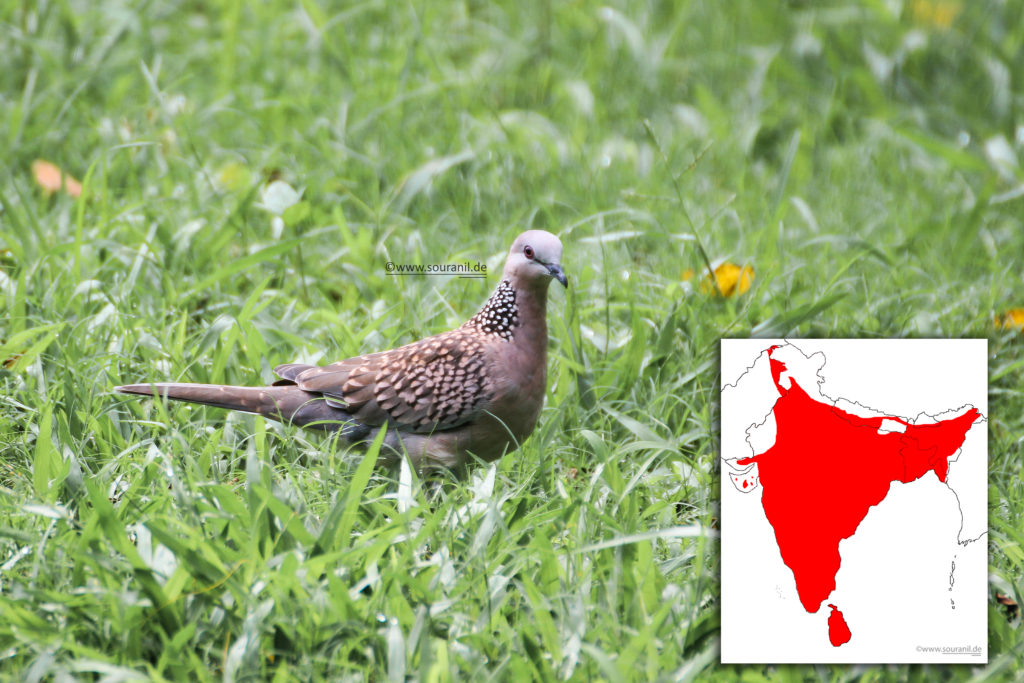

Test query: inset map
[720,339,987,663]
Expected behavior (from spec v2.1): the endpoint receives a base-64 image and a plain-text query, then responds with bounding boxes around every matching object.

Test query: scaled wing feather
[272,329,493,433]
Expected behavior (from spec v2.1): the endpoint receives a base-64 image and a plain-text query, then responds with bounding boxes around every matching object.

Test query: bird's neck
[463,278,549,348]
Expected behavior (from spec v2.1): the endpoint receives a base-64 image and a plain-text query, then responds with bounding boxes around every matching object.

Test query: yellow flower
[214,161,253,193]
[699,262,754,297]
[908,0,961,30]
[995,309,1024,331]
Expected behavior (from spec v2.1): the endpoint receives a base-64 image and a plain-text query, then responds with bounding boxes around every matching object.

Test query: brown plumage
[116,230,567,469]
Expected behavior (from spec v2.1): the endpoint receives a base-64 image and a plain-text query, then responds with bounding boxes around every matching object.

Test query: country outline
[720,338,989,663]
[726,340,987,547]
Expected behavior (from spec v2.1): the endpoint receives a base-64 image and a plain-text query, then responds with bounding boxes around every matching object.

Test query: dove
[116,230,567,470]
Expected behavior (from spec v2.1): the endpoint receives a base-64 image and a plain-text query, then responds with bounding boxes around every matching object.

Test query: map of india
[720,340,987,664]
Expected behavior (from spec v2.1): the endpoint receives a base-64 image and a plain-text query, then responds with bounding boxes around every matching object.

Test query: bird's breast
[484,339,547,442]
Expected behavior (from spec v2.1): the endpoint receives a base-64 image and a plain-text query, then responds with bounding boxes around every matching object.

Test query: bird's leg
[419,463,467,507]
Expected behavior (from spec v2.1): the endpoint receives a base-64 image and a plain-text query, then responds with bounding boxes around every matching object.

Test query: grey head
[502,229,567,289]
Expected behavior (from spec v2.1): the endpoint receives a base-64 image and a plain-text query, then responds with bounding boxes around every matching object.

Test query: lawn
[2,0,1023,680]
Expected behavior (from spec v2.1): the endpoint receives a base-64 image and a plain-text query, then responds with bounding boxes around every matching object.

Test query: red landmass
[827,604,852,646]
[737,348,980,618]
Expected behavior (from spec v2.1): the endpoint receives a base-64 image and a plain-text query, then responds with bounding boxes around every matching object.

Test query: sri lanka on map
[720,339,987,664]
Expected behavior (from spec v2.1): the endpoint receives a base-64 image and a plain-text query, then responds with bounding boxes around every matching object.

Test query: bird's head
[504,230,567,289]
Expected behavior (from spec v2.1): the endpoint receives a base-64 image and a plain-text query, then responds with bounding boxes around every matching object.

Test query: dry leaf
[31,160,82,198]
[995,591,1019,620]
[699,262,755,297]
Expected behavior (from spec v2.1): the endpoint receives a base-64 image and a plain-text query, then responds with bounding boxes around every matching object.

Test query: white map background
[720,339,987,663]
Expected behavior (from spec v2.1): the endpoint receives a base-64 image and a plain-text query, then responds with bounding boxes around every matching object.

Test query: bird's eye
[524,245,535,260]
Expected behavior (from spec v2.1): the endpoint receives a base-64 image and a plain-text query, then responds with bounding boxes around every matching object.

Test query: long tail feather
[115,383,287,413]
[114,382,367,437]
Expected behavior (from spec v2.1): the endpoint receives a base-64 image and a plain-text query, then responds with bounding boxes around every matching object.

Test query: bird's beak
[547,263,568,287]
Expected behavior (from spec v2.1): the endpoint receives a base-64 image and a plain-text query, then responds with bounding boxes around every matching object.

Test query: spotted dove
[116,230,567,469]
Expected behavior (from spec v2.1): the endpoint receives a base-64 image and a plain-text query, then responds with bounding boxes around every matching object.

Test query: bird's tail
[115,382,299,415]
[114,382,346,431]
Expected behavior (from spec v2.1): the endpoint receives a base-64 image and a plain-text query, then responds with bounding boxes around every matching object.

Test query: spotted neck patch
[464,279,519,341]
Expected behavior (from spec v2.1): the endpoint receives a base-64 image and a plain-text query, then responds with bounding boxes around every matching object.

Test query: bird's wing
[273,328,494,433]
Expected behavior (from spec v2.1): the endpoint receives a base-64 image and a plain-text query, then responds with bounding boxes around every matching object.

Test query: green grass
[2,0,1023,679]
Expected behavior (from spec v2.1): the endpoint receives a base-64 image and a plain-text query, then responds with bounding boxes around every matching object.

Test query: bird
[115,230,568,470]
